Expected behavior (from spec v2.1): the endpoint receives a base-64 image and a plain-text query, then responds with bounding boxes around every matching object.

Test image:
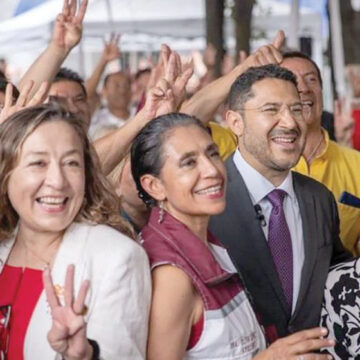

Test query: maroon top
[0,265,43,360]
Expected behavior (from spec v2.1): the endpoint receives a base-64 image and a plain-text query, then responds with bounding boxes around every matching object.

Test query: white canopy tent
[0,0,323,79]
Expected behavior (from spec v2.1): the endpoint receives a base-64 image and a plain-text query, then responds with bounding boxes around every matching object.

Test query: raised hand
[0,81,49,123]
[44,265,93,360]
[242,30,285,69]
[334,98,354,147]
[101,33,121,63]
[254,327,334,360]
[52,0,88,54]
[164,50,193,109]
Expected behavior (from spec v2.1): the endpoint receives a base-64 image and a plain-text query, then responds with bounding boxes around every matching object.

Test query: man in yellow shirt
[182,34,360,253]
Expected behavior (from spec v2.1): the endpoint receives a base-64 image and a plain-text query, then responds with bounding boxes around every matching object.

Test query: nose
[296,75,310,94]
[45,162,67,189]
[278,106,298,129]
[200,155,221,178]
[65,98,80,114]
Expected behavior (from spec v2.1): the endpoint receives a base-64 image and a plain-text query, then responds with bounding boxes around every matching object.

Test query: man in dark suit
[209,64,351,341]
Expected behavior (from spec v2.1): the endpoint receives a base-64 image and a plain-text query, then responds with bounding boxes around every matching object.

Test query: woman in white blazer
[0,104,151,360]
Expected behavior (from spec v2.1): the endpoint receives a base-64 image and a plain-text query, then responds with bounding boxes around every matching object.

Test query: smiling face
[228,78,306,182]
[281,57,323,129]
[48,80,90,128]
[141,124,226,226]
[7,120,85,237]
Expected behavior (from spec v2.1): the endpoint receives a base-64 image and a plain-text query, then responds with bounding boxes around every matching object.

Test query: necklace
[307,133,324,164]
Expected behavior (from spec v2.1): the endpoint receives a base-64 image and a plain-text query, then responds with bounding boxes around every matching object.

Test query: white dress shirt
[233,149,304,313]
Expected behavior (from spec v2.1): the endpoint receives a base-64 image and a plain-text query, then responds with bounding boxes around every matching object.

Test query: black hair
[282,51,323,87]
[0,78,20,101]
[228,64,298,111]
[131,112,209,207]
[0,70,5,80]
[103,71,130,88]
[53,67,87,98]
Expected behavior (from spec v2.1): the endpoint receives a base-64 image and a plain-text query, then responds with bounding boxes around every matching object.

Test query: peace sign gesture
[52,0,88,54]
[43,265,93,360]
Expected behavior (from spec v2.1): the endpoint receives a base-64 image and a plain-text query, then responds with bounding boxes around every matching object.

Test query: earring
[158,201,164,224]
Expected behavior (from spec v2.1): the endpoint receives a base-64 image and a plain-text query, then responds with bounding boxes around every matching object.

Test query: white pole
[329,0,346,96]
[288,0,300,49]
[105,0,115,32]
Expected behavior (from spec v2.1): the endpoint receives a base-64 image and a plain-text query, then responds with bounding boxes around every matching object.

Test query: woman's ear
[140,174,166,202]
[226,109,245,138]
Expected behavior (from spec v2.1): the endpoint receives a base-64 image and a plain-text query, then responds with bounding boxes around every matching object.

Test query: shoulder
[327,258,360,286]
[328,140,360,163]
[208,122,237,161]
[292,171,334,198]
[71,222,148,264]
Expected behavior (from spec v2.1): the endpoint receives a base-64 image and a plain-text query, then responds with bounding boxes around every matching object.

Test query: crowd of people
[0,0,360,359]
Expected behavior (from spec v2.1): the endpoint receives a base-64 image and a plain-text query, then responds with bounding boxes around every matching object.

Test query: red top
[0,265,43,360]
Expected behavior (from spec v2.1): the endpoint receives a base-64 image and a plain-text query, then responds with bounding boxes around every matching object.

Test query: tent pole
[288,0,299,49]
[329,0,346,96]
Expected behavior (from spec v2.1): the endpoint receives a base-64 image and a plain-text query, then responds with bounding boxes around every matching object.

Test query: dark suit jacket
[209,156,351,339]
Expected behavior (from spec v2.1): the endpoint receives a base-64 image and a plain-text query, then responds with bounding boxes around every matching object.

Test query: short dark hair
[103,71,130,88]
[282,51,323,87]
[131,112,209,207]
[0,79,20,101]
[53,67,87,98]
[0,70,6,80]
[228,64,298,111]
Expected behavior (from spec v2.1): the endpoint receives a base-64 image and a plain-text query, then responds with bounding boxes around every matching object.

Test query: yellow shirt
[208,122,237,161]
[213,125,360,254]
[293,130,360,254]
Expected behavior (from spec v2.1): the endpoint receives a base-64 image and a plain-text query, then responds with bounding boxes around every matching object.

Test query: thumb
[272,30,285,50]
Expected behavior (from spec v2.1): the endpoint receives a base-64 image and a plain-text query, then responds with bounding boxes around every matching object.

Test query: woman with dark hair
[131,112,334,360]
[0,104,150,359]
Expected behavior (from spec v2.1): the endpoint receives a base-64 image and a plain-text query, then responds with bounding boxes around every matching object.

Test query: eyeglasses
[0,305,11,360]
[238,103,305,119]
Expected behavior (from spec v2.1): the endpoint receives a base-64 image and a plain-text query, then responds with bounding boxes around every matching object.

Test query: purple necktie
[267,189,293,311]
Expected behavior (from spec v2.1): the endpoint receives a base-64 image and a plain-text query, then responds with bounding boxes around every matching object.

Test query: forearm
[180,63,247,124]
[19,42,68,94]
[85,56,107,100]
[94,110,151,175]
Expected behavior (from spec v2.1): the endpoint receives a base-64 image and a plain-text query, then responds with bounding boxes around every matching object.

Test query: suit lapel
[291,172,318,320]
[223,158,290,316]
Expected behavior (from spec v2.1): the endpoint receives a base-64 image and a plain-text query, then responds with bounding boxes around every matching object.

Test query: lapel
[222,158,290,316]
[24,223,90,359]
[291,172,318,321]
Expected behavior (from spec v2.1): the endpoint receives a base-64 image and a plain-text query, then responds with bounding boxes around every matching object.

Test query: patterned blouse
[320,258,360,360]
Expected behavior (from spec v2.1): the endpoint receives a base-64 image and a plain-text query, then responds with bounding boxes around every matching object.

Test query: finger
[3,83,14,110]
[165,53,176,83]
[114,33,121,44]
[16,80,34,107]
[69,0,76,18]
[157,78,170,94]
[27,81,49,107]
[174,51,182,76]
[284,327,328,345]
[73,280,90,314]
[150,87,165,97]
[239,50,248,64]
[161,43,171,69]
[64,264,75,307]
[76,0,88,23]
[62,0,70,15]
[272,29,285,50]
[291,338,335,355]
[176,67,193,90]
[259,46,279,64]
[334,99,340,116]
[43,267,60,310]
[289,355,332,360]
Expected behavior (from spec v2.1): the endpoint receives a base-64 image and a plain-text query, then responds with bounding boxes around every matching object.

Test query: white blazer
[0,222,151,360]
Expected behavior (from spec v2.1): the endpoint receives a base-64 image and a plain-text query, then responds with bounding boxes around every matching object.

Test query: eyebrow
[179,143,218,162]
[25,149,82,158]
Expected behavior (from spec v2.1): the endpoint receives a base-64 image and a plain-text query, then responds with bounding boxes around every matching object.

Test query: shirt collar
[147,207,233,285]
[233,149,296,203]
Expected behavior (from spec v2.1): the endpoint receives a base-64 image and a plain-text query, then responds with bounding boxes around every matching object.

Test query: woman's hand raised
[43,264,93,360]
